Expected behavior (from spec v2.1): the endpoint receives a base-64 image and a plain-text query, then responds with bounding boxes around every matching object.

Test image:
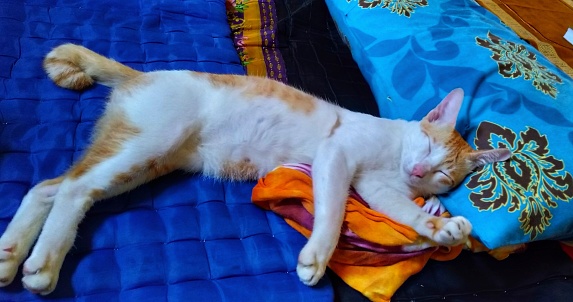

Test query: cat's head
[403,88,511,196]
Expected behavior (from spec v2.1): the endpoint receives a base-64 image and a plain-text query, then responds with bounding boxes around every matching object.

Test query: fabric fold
[252,164,463,302]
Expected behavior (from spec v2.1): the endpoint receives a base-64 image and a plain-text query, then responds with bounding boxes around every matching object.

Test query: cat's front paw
[296,243,329,286]
[21,255,60,295]
[428,216,472,246]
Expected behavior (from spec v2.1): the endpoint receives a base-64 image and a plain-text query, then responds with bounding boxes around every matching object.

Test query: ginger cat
[0,44,510,295]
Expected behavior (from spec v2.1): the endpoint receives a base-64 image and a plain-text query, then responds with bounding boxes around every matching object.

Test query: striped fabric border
[226,0,288,82]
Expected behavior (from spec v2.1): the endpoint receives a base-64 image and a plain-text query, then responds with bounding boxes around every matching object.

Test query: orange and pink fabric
[252,164,464,302]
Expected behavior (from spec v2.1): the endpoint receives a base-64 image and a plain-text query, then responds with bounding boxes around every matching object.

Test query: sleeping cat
[0,44,510,295]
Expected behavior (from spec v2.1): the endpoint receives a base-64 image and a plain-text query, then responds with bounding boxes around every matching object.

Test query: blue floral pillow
[326,0,573,248]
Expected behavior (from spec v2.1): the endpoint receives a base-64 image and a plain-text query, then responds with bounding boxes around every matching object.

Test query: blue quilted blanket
[0,0,333,300]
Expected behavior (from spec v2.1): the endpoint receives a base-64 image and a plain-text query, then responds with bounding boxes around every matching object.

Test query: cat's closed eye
[425,135,432,155]
[435,170,454,186]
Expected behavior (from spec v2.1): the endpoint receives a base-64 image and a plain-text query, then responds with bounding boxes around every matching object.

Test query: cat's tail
[43,43,142,90]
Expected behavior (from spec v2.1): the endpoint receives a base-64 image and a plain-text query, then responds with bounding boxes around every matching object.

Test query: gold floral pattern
[466,121,573,240]
[226,0,251,66]
[225,0,287,82]
[349,0,428,17]
[476,31,563,98]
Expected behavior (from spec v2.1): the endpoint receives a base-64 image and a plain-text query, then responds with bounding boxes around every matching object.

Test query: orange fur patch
[109,126,202,189]
[111,157,180,188]
[220,159,260,180]
[246,77,316,113]
[44,44,142,90]
[439,177,454,187]
[201,72,316,113]
[204,73,247,87]
[43,57,94,90]
[421,120,476,186]
[67,115,141,179]
[40,176,65,187]
[117,73,152,95]
[89,189,107,201]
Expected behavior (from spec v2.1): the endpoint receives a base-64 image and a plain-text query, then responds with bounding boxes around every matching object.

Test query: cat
[0,44,511,295]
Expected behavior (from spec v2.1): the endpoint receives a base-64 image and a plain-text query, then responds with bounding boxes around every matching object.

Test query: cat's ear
[469,148,512,168]
[424,88,464,127]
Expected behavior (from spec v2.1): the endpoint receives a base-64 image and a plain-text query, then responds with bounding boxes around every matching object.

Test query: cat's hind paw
[0,246,20,286]
[429,216,472,246]
[21,257,59,295]
[296,244,328,286]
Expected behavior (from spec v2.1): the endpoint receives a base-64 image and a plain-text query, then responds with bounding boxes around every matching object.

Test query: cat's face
[402,89,511,196]
[403,120,497,196]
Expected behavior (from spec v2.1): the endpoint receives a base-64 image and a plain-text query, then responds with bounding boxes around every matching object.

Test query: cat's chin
[407,175,434,193]
[407,175,425,187]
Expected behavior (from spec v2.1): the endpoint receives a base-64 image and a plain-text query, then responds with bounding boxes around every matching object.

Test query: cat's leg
[0,177,63,286]
[20,148,177,295]
[296,142,355,286]
[367,192,471,246]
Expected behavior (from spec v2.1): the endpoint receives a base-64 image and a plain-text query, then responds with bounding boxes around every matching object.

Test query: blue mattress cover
[0,0,333,301]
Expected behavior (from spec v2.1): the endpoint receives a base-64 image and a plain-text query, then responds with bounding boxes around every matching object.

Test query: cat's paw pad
[22,258,58,295]
[0,245,20,286]
[296,244,328,286]
[429,216,472,246]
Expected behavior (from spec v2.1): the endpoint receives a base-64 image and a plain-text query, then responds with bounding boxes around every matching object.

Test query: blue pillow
[327,0,573,248]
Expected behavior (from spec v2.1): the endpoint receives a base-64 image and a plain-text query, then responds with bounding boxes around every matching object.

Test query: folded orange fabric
[252,164,463,302]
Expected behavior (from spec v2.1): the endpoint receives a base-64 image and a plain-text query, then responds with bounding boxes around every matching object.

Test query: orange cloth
[252,166,463,302]
[466,237,526,260]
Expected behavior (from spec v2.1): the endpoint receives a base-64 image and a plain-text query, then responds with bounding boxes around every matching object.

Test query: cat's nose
[411,164,428,178]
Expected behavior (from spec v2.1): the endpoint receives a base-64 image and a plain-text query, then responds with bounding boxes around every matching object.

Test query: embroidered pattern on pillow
[466,121,573,240]
[348,0,428,17]
[476,31,563,98]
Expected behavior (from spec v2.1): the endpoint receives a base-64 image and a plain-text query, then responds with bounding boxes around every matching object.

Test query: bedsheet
[0,0,333,301]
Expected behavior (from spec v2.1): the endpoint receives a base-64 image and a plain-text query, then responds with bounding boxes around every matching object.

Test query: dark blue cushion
[0,0,333,300]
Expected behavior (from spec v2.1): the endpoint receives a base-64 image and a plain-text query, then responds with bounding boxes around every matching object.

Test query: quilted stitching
[0,0,333,300]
